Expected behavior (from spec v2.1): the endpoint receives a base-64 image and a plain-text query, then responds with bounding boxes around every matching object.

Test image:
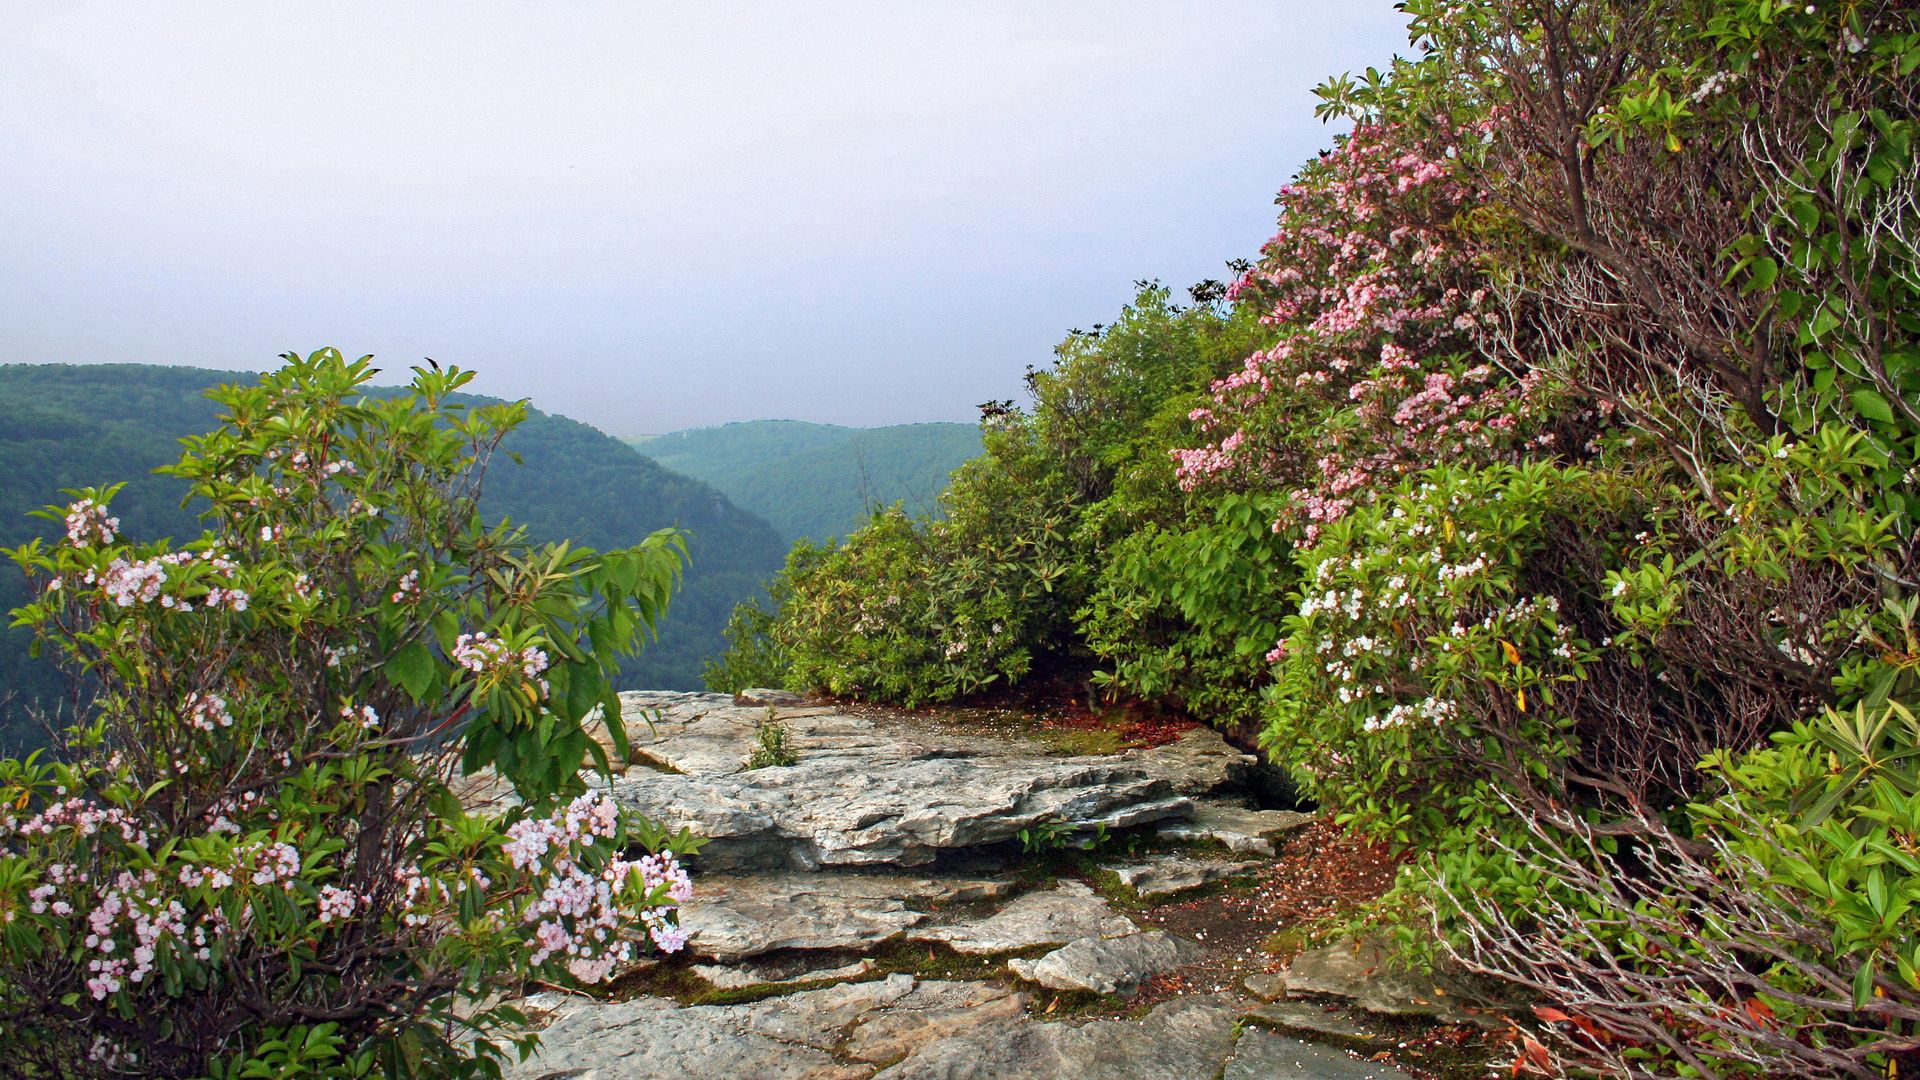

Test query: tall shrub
[0,351,700,1077]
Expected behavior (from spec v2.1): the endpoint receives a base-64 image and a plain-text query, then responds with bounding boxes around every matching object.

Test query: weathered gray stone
[1006,930,1200,995]
[1285,938,1490,1025]
[692,957,875,991]
[681,872,1012,962]
[737,974,918,1050]
[1247,999,1397,1049]
[1222,1027,1413,1080]
[874,993,1243,1080]
[736,688,808,707]
[1110,854,1263,898]
[1156,802,1314,857]
[909,881,1137,954]
[840,981,1026,1064]
[1244,971,1289,1000]
[608,692,1246,870]
[504,993,867,1080]
[506,978,1026,1080]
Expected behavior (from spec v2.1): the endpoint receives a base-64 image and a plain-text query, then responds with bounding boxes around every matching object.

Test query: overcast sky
[1,3,1411,435]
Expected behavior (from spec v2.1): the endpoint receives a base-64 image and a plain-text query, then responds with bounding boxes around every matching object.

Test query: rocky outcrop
[1110,854,1264,899]
[678,871,1014,962]
[498,693,1477,1080]
[1007,929,1201,995]
[908,881,1136,955]
[607,692,1253,871]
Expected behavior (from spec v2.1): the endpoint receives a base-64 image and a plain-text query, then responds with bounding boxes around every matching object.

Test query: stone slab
[610,693,1244,870]
[1110,854,1263,899]
[1222,1027,1413,1080]
[1007,929,1200,995]
[1156,803,1314,857]
[680,872,1013,962]
[909,881,1137,955]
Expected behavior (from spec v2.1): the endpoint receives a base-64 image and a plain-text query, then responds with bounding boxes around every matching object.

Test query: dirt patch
[1081,819,1503,1080]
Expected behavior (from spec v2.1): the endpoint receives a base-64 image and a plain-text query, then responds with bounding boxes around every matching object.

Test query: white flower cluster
[183,692,234,732]
[453,632,551,697]
[1361,697,1458,732]
[64,498,119,547]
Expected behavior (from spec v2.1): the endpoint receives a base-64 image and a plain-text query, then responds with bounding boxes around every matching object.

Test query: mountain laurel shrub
[0,351,700,1077]
[1079,493,1294,728]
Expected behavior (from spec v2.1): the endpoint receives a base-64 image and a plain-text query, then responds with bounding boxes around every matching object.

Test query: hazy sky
[1,3,1412,435]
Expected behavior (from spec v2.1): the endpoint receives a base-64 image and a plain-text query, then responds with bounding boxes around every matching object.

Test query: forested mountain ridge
[0,363,786,746]
[627,419,982,542]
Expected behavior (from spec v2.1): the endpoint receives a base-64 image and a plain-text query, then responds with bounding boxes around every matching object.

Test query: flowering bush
[1174,122,1556,544]
[0,351,699,1077]
[1263,462,1619,846]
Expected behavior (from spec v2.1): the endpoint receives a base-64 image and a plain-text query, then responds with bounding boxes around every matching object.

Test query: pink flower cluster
[1172,123,1541,543]
[64,498,119,547]
[81,871,196,999]
[93,547,249,612]
[16,798,149,847]
[503,792,694,981]
[316,884,358,923]
[453,632,551,697]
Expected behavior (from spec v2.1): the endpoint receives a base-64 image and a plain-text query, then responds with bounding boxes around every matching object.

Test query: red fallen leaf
[1741,998,1775,1028]
[1533,1006,1573,1024]
[1510,1035,1554,1077]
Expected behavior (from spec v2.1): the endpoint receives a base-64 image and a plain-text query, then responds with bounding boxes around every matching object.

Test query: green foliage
[630,420,984,543]
[714,284,1279,715]
[0,364,788,749]
[0,352,702,1076]
[1080,493,1294,726]
[1703,697,1920,1004]
[746,709,796,769]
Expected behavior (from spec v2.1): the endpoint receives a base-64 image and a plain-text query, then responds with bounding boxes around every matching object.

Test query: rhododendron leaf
[386,641,436,703]
[583,737,612,779]
[1852,389,1895,425]
[564,660,600,724]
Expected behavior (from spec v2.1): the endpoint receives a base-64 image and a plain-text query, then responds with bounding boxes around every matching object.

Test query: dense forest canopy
[628,419,983,543]
[0,363,786,747]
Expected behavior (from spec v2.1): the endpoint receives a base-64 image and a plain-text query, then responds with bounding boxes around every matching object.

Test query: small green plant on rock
[747,708,797,769]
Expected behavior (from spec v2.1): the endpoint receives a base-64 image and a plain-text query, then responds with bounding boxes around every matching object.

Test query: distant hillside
[0,363,786,747]
[627,420,983,543]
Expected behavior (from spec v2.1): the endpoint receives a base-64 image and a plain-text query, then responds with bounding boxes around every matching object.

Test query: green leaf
[603,687,630,764]
[564,660,600,724]
[1854,958,1878,1008]
[1853,389,1896,425]
[385,640,437,702]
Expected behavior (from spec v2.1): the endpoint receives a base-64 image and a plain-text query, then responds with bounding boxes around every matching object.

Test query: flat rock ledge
[908,881,1138,955]
[1155,803,1314,858]
[607,692,1256,871]
[1110,854,1265,899]
[1007,929,1201,995]
[679,871,1015,962]
[1283,939,1502,1028]
[507,981,1413,1080]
